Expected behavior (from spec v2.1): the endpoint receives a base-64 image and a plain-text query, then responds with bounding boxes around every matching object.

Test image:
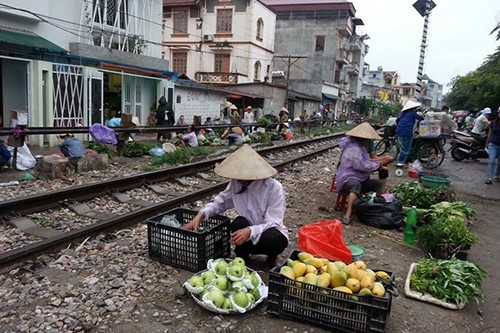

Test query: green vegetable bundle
[410,257,486,307]
[392,181,457,209]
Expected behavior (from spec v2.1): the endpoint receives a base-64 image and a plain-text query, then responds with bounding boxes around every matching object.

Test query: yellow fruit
[360,275,375,290]
[303,273,318,286]
[292,262,307,277]
[354,261,367,270]
[295,276,304,288]
[286,259,296,267]
[375,271,391,281]
[365,269,376,279]
[343,263,359,279]
[319,265,328,274]
[358,288,373,296]
[305,264,318,275]
[345,278,361,293]
[326,262,339,276]
[333,261,347,270]
[356,269,368,282]
[297,252,313,262]
[279,266,295,280]
[330,271,347,288]
[333,286,353,294]
[372,282,386,297]
[320,258,330,266]
[304,257,324,269]
[317,272,331,288]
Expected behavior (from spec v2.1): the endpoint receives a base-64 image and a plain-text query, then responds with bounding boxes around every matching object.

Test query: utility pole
[413,0,436,102]
[274,55,307,107]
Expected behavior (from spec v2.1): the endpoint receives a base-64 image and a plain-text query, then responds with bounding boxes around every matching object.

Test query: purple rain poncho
[89,123,118,145]
[336,137,380,191]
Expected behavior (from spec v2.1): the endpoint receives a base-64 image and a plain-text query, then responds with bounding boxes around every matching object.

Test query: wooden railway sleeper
[109,190,152,207]
[60,199,114,220]
[2,212,61,239]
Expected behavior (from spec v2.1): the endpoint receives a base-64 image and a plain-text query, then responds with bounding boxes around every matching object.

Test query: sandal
[341,216,351,225]
[494,177,500,182]
[485,179,492,184]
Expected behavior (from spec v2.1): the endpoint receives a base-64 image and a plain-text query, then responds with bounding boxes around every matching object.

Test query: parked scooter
[449,130,488,161]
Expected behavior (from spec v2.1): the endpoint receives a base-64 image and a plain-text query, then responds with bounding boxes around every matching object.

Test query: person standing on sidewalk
[395,100,424,166]
[485,109,500,184]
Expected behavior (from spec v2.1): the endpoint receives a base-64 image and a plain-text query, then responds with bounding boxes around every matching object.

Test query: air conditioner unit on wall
[203,34,213,42]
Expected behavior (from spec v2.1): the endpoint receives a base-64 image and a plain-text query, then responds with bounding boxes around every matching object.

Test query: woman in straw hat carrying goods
[395,100,424,167]
[183,144,289,267]
[336,122,394,225]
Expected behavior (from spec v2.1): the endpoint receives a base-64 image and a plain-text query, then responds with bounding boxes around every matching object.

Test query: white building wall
[173,88,227,124]
[0,0,163,58]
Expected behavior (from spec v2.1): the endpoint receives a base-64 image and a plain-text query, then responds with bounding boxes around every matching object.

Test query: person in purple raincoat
[336,122,393,225]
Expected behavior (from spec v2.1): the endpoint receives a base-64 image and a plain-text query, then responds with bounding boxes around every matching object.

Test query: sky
[352,0,499,93]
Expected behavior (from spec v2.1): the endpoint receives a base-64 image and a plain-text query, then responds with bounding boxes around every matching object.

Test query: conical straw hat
[345,122,382,140]
[401,100,421,112]
[223,101,232,108]
[214,144,277,180]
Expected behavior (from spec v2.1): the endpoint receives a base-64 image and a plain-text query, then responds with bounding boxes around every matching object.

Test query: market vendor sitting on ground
[58,133,85,170]
[182,144,289,267]
[178,124,199,147]
[222,126,244,145]
[336,122,394,225]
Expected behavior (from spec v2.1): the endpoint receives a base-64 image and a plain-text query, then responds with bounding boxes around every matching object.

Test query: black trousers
[230,216,288,260]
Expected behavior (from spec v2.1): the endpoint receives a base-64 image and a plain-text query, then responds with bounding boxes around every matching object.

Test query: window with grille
[214,54,230,73]
[173,53,188,74]
[216,9,233,33]
[93,0,128,29]
[256,18,264,40]
[173,8,189,34]
[315,36,325,52]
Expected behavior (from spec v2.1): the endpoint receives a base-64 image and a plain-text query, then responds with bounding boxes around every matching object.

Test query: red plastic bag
[298,220,352,263]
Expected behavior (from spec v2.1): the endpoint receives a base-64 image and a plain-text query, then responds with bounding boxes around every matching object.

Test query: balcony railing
[195,72,240,84]
[336,49,349,64]
[345,63,359,75]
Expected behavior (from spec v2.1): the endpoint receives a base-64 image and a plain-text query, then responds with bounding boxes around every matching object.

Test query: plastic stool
[334,191,349,211]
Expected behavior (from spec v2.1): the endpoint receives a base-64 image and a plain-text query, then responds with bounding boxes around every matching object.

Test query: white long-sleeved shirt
[200,178,289,245]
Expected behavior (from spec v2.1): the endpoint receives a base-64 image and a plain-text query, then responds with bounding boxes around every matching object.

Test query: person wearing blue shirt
[58,134,85,171]
[396,100,424,166]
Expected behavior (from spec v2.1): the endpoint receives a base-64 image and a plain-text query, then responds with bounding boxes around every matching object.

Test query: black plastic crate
[147,208,231,272]
[267,250,393,333]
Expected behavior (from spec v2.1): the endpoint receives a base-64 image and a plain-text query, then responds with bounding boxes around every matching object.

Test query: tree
[446,22,500,110]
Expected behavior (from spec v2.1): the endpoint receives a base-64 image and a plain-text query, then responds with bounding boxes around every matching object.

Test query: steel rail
[0,140,340,269]
[0,133,344,216]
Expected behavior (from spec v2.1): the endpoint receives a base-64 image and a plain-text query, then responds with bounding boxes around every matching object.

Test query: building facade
[162,0,275,85]
[262,0,367,119]
[0,0,175,146]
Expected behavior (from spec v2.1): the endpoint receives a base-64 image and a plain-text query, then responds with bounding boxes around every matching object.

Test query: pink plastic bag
[298,220,352,263]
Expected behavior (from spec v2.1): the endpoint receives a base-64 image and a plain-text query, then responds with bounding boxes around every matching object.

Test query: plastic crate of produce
[147,208,231,272]
[267,250,393,333]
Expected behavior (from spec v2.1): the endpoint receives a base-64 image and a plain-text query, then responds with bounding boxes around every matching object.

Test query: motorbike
[449,130,489,161]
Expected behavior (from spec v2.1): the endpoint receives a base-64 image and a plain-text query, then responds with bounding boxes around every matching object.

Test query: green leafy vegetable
[392,181,457,209]
[410,257,486,307]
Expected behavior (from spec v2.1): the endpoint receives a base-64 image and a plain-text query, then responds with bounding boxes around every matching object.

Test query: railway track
[0,134,343,269]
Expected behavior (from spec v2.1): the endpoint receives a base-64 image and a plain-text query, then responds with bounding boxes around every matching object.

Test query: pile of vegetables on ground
[392,181,477,259]
[410,257,486,307]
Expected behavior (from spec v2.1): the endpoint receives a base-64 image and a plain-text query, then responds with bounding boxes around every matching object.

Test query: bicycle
[374,125,446,171]
[374,125,398,157]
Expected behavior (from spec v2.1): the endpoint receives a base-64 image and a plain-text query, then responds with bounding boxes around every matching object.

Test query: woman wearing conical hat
[336,122,393,225]
[183,144,289,267]
[396,100,424,166]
